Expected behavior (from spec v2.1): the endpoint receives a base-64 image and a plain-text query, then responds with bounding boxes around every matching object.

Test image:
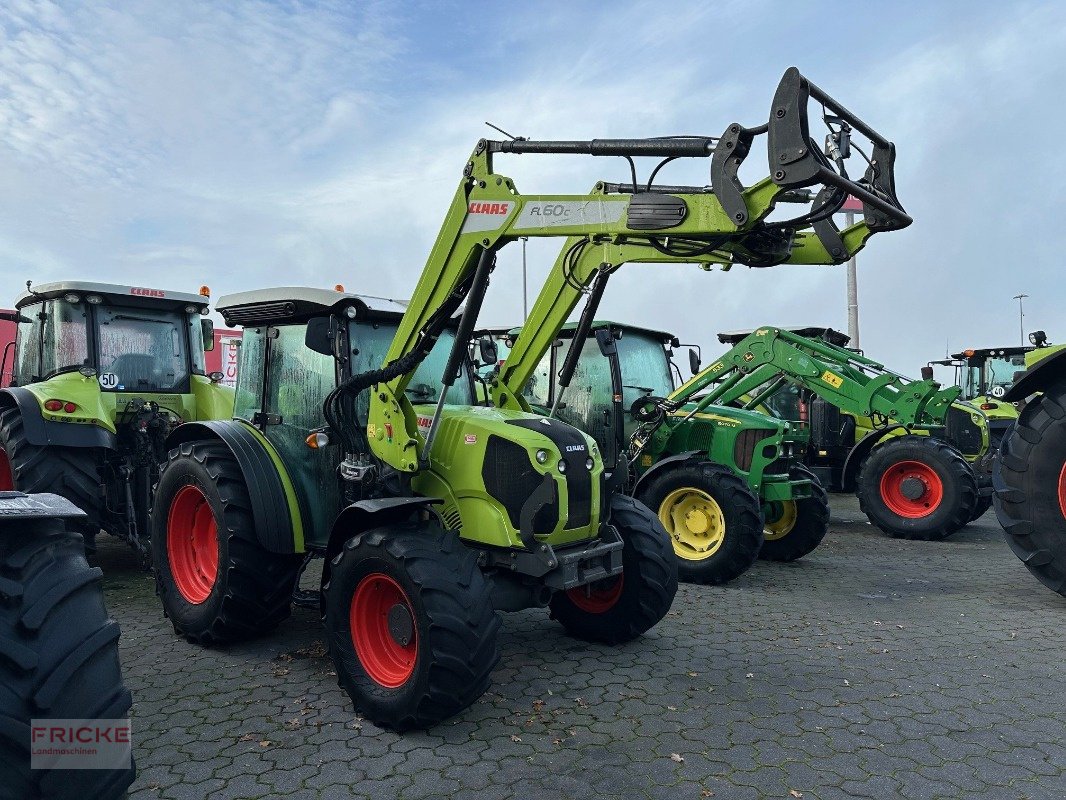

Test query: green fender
[840,424,907,492]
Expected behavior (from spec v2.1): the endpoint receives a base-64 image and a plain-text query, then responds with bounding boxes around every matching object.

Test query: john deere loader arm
[340,67,909,474]
[669,327,960,430]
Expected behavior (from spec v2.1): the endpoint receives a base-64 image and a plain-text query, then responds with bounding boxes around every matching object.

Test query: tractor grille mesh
[944,406,983,456]
[482,436,558,535]
[506,419,594,530]
[733,428,777,471]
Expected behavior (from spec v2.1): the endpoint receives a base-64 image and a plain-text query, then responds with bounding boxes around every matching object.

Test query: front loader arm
[680,327,960,427]
[365,67,911,473]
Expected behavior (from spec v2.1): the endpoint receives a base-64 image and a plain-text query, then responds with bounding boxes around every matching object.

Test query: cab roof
[15,281,210,311]
[717,326,852,347]
[216,287,409,327]
[507,319,678,345]
[950,346,1032,359]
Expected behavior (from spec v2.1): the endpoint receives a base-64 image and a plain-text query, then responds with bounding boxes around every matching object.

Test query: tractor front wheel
[759,464,830,562]
[0,513,135,800]
[151,441,302,645]
[0,408,104,550]
[857,435,977,540]
[549,494,677,644]
[635,461,763,584]
[323,522,500,731]
[994,383,1066,596]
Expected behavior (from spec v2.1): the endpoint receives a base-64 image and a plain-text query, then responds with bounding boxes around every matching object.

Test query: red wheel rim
[879,460,944,519]
[0,449,13,491]
[166,485,219,604]
[350,573,418,688]
[1057,461,1066,520]
[565,574,624,614]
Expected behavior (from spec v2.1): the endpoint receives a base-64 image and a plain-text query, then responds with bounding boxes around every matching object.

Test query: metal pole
[521,236,529,320]
[1013,293,1028,346]
[845,210,859,348]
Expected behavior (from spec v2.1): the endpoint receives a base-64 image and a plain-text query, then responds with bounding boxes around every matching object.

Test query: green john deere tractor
[149,67,910,730]
[701,326,990,540]
[0,282,234,552]
[503,320,828,585]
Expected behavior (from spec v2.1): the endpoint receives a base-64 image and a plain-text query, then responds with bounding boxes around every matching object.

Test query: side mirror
[920,365,934,381]
[594,328,617,356]
[305,316,333,356]
[689,348,701,374]
[478,335,498,366]
[201,319,215,351]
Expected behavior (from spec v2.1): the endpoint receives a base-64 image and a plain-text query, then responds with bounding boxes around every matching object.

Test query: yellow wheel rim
[764,500,798,541]
[658,487,726,561]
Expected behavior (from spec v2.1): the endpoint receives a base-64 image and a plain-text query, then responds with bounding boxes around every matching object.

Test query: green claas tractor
[699,326,990,540]
[149,67,910,730]
[0,282,233,552]
[994,331,1066,597]
[505,320,828,584]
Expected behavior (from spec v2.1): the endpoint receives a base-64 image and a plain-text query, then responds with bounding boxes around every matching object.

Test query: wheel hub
[658,487,726,559]
[900,476,926,500]
[387,602,415,647]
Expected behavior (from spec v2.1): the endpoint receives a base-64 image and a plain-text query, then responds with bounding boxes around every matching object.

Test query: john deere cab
[705,327,989,540]
[507,320,828,584]
[0,282,234,550]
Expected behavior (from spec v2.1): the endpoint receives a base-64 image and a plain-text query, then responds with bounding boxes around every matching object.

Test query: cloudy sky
[0,0,1063,377]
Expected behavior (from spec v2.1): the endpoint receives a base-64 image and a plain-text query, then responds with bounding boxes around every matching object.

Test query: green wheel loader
[502,320,828,585]
[993,332,1066,597]
[694,326,989,540]
[0,282,234,552]
[149,67,910,730]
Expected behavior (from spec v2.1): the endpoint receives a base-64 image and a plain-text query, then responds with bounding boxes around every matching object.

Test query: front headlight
[535,449,549,464]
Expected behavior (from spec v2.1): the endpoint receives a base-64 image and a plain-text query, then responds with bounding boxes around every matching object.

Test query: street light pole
[1013,293,1028,346]
[521,236,529,320]
[845,210,859,348]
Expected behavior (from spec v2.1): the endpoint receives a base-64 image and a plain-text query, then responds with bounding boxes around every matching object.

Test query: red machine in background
[0,310,240,388]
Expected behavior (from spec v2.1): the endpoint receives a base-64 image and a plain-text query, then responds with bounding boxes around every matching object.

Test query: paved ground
[97,496,1066,800]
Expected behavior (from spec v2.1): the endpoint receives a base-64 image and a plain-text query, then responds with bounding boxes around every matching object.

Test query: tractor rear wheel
[0,514,135,800]
[0,408,103,550]
[967,495,993,523]
[151,441,302,645]
[994,383,1066,596]
[323,522,500,731]
[635,461,762,584]
[759,464,830,562]
[857,435,977,540]
[550,494,677,643]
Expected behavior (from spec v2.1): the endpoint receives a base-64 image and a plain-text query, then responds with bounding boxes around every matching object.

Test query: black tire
[994,385,1066,596]
[0,515,135,800]
[323,522,500,731]
[549,494,677,643]
[0,408,103,549]
[634,461,763,584]
[857,435,978,541]
[759,464,830,562]
[151,441,302,645]
[967,495,993,523]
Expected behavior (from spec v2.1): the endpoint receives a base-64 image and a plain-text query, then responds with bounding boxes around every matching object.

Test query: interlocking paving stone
[94,495,1066,799]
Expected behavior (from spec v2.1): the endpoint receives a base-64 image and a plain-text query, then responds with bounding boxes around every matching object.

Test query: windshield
[617,332,674,401]
[96,308,189,392]
[348,321,474,408]
[13,299,90,384]
[962,354,1027,400]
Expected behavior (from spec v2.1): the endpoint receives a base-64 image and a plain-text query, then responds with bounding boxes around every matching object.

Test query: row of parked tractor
[2,67,1063,798]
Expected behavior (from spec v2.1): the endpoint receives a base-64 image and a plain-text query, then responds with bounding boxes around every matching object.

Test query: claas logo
[468,202,511,215]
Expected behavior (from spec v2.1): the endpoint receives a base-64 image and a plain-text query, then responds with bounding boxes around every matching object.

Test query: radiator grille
[944,406,983,456]
[733,428,777,471]
[482,436,557,535]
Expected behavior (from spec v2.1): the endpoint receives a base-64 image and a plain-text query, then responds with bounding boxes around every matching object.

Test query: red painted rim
[879,460,944,519]
[350,573,418,688]
[1057,461,1066,520]
[166,485,219,604]
[565,574,624,614]
[0,449,13,491]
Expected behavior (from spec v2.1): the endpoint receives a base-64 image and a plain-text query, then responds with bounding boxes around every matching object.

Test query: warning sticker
[821,370,844,389]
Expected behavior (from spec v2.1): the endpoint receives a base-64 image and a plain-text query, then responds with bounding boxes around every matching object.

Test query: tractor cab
[947,346,1032,404]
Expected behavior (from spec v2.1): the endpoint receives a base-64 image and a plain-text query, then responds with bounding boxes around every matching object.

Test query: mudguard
[840,425,906,492]
[167,420,302,554]
[0,387,117,449]
[1003,348,1066,402]
[631,450,702,495]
